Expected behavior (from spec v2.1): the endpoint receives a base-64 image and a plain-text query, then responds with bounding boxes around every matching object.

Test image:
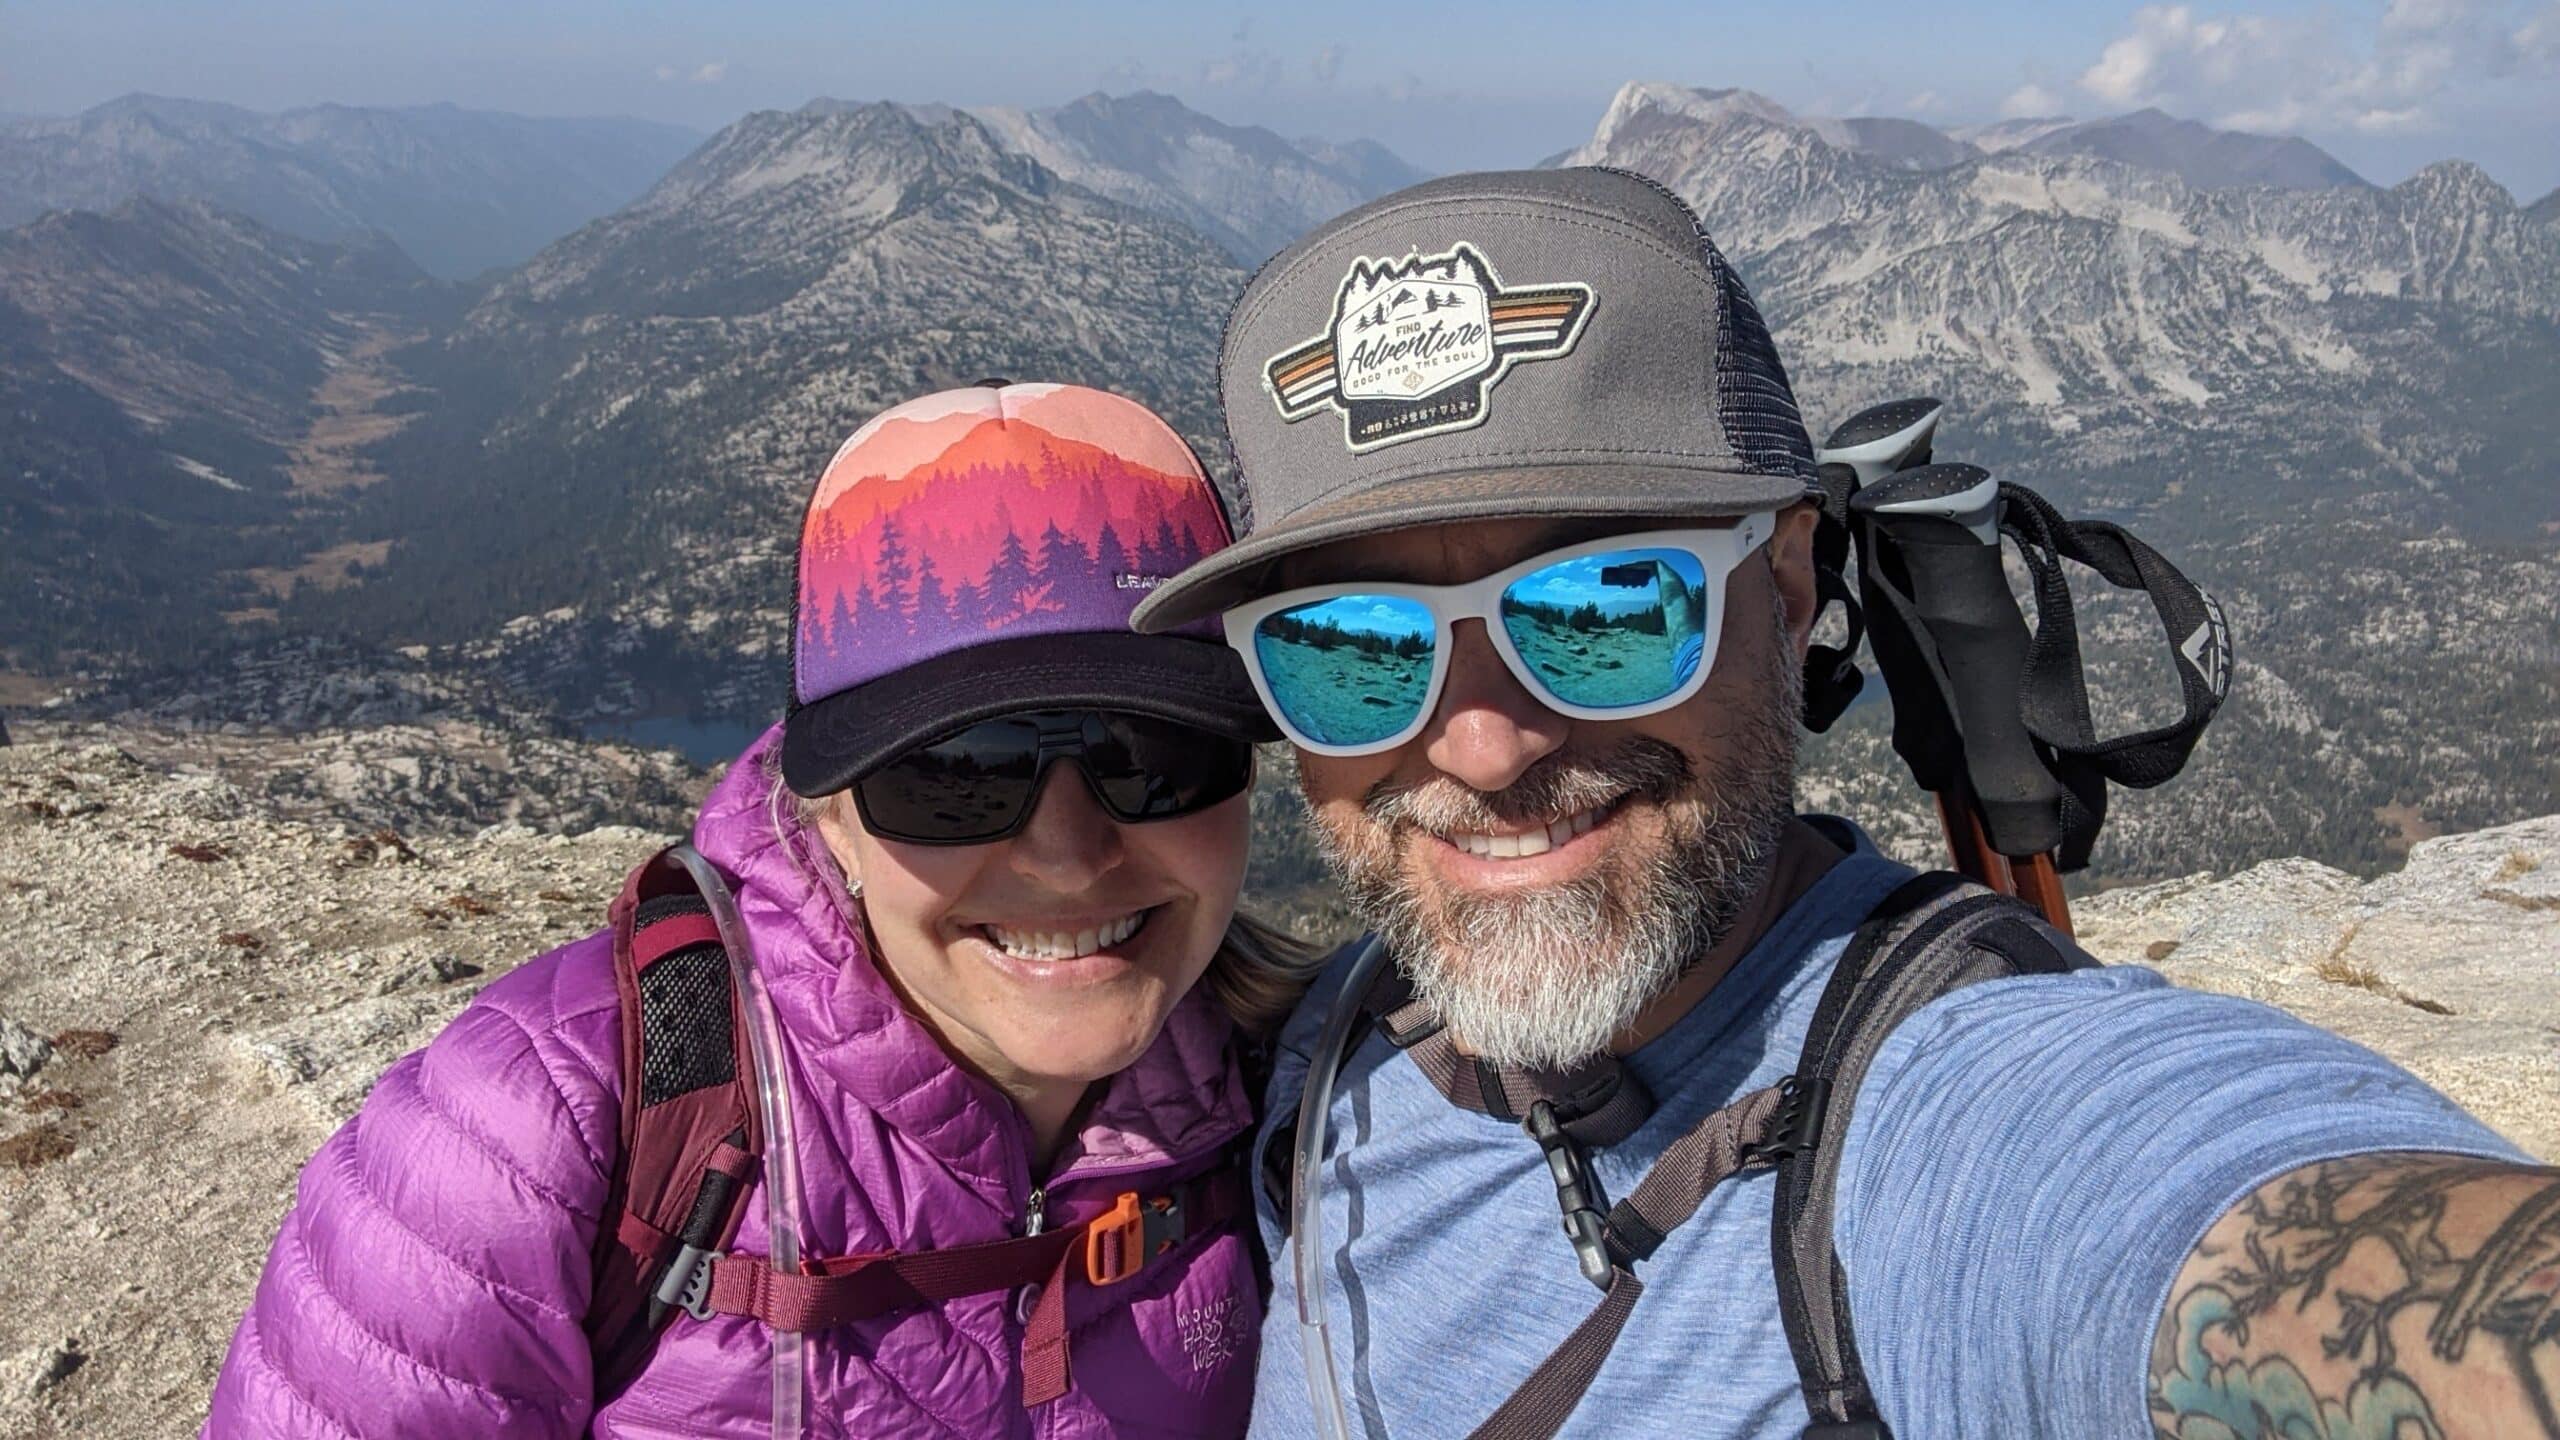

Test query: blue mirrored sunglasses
[1223,515,1777,757]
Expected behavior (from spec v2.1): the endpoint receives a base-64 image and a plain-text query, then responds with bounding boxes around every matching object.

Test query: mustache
[1361,739,1696,835]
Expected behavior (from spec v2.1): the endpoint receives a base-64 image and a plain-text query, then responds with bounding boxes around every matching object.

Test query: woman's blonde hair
[768,767,1329,1037]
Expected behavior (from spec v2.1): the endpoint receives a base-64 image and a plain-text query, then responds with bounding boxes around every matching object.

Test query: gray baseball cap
[1131,166,1819,634]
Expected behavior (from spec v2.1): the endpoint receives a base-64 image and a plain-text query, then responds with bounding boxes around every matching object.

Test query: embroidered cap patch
[1264,242,1594,453]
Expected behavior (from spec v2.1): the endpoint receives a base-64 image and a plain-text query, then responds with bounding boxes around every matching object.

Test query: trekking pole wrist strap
[1996,483,2231,869]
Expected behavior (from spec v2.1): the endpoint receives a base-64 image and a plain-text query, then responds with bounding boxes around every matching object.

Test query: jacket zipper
[1022,1185,1047,1237]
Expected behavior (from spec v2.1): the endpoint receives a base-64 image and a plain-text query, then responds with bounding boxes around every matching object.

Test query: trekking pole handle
[1852,466,2063,860]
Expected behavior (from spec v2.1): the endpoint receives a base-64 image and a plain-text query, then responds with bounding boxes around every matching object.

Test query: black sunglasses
[852,709,1255,846]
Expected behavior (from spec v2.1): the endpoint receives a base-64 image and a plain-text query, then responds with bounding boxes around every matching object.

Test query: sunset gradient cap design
[781,381,1277,799]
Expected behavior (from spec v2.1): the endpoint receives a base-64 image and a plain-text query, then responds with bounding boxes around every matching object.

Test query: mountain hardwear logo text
[1177,1293,1240,1373]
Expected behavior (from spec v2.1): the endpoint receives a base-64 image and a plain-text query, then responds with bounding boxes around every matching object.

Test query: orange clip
[1085,1192,1146,1286]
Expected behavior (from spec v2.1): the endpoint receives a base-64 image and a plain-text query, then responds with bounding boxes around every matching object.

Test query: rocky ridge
[19,635,711,838]
[2074,817,2560,1162]
[2015,107,2371,190]
[1,733,2551,1436]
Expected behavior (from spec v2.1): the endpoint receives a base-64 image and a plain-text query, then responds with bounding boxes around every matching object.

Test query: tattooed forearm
[2149,1154,2560,1439]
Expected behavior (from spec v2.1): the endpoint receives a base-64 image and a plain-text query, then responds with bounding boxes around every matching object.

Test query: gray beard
[1311,611,1803,1069]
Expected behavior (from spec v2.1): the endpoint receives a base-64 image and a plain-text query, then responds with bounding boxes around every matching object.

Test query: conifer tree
[873,515,915,635]
[846,579,879,658]
[985,526,1037,623]
[1037,520,1089,597]
[948,576,989,632]
[1094,522,1129,586]
[1139,514,1190,577]
[827,588,855,653]
[912,552,949,638]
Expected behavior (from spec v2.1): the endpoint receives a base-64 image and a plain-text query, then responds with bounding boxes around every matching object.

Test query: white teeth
[1448,804,1608,861]
[985,910,1147,961]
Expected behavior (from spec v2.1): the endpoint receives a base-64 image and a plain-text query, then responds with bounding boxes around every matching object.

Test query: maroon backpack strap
[583,845,767,1403]
[687,1166,1245,1407]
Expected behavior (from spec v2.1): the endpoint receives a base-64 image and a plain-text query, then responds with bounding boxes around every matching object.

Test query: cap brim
[781,631,1280,799]
[1130,461,1814,634]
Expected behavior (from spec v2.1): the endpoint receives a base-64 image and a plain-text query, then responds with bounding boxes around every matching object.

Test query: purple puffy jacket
[205,725,1261,1437]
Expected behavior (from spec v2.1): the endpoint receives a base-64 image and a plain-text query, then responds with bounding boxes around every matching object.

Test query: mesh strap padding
[634,911,737,1108]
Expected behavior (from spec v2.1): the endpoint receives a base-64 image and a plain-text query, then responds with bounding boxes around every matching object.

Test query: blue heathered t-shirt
[1249,822,2525,1438]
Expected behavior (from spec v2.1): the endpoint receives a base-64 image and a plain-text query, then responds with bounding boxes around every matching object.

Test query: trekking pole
[1816,397,1942,486]
[1849,465,2072,934]
[1813,400,2025,901]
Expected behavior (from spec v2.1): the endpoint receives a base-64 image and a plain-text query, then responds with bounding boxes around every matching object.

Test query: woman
[205,382,1318,1437]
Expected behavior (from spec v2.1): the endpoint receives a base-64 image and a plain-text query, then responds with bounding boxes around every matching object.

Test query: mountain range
[2006,107,2370,190]
[7,81,2558,883]
[1557,82,2560,878]
[0,95,702,278]
[964,90,1430,263]
[1584,87,2376,193]
[1563,82,2560,535]
[300,100,1250,658]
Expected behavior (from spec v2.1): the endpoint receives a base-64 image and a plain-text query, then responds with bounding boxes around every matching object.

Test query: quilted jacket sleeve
[204,967,618,1438]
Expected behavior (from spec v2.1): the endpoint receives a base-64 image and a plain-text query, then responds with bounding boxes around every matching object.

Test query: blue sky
[3,1,2554,197]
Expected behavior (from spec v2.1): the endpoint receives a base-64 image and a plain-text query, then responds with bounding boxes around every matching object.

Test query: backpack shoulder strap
[1769,870,2089,1437]
[584,845,767,1404]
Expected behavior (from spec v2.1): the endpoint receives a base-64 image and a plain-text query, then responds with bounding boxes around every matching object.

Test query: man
[1135,169,2558,1437]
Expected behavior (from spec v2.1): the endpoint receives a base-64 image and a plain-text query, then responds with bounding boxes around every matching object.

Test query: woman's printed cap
[783,382,1277,799]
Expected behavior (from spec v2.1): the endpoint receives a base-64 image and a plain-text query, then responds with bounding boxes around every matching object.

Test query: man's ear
[1765,502,1822,660]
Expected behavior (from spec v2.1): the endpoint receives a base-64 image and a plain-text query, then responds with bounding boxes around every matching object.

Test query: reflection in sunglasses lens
[1253,595,1436,748]
[860,717,1044,837]
[1087,714,1250,819]
[1498,547,1712,710]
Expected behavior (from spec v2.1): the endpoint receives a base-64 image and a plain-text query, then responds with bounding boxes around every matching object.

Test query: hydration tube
[1292,934,1390,1440]
[671,844,808,1440]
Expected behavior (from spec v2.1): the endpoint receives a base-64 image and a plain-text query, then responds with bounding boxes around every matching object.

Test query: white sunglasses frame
[1222,513,1778,757]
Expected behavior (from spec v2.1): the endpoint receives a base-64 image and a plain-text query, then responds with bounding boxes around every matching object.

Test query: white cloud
[2001,82,2064,117]
[2517,1,2560,61]
[1199,43,1282,91]
[691,62,728,86]
[1908,89,1944,113]
[2073,1,2554,135]
[1312,43,1348,88]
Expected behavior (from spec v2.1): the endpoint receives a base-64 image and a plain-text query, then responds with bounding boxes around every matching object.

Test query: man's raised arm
[2152,1154,2560,1436]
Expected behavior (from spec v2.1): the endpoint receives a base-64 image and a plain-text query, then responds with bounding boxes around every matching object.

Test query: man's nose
[1003,763,1126,891]
[1418,620,1570,793]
